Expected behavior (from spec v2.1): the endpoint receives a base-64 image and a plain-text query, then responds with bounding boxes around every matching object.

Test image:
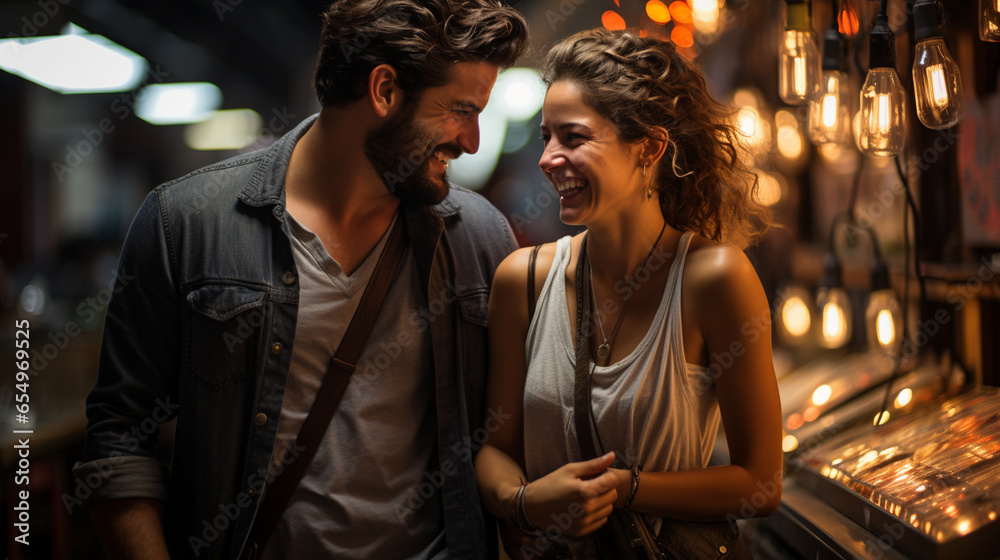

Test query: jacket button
[282,271,296,285]
[719,545,727,554]
[247,487,257,497]
[273,206,284,219]
[271,342,282,355]
[254,413,267,425]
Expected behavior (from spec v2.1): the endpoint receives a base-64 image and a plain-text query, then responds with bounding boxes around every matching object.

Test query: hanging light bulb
[817,252,852,349]
[858,1,906,158]
[981,0,1000,42]
[866,258,903,354]
[779,0,821,105]
[808,0,851,145]
[912,0,964,129]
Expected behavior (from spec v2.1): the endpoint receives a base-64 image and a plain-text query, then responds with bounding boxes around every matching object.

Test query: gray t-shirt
[261,211,446,559]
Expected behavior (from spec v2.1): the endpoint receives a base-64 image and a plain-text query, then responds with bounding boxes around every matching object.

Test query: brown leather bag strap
[527,244,542,320]
[241,216,408,559]
[573,234,600,460]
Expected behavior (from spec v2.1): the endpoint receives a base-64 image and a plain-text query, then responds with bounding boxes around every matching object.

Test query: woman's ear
[368,64,401,118]
[639,126,669,169]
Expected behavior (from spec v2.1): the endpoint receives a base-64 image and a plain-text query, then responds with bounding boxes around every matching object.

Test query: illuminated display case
[792,386,1000,560]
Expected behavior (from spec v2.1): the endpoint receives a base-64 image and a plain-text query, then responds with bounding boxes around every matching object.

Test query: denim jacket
[73,114,517,559]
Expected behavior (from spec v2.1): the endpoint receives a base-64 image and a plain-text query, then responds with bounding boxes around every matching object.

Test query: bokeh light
[669,1,694,24]
[671,25,695,48]
[646,1,672,25]
[602,10,626,31]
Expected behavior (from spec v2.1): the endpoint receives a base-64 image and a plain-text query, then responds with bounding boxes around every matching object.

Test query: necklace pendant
[597,343,611,360]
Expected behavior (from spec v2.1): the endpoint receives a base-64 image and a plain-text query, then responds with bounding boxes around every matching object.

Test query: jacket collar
[237,112,462,219]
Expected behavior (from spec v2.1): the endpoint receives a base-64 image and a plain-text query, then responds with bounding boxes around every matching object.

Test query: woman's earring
[643,165,653,200]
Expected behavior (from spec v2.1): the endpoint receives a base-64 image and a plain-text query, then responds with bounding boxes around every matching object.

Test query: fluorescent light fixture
[0,29,147,94]
[496,68,544,122]
[137,83,223,125]
[184,109,263,151]
[447,102,506,190]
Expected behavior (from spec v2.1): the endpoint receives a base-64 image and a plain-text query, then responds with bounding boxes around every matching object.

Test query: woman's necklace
[588,220,668,362]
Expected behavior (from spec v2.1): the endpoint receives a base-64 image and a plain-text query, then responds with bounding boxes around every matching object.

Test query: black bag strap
[241,216,408,559]
[572,234,600,460]
[527,244,543,319]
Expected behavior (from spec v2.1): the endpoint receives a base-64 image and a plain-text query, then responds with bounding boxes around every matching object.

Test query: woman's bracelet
[624,465,641,512]
[510,478,539,533]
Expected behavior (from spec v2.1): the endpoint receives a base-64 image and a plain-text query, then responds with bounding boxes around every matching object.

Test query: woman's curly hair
[314,0,528,107]
[542,28,771,249]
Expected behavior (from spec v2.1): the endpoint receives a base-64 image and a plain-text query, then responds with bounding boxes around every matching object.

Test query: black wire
[875,154,928,429]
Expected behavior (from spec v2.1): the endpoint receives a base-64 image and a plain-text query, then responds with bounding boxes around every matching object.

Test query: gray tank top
[523,232,720,535]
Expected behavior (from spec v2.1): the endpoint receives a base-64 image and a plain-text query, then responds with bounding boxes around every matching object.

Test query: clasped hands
[517,451,631,537]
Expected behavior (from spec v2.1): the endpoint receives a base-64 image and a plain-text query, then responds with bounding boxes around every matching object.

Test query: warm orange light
[602,10,626,31]
[613,0,620,6]
[803,406,820,423]
[838,6,859,37]
[786,413,804,430]
[646,0,672,24]
[669,1,694,24]
[671,25,694,48]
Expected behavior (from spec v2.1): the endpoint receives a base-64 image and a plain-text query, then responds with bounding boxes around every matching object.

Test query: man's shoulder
[436,185,518,267]
[152,149,269,211]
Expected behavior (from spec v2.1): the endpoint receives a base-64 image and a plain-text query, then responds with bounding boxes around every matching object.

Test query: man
[72,1,528,558]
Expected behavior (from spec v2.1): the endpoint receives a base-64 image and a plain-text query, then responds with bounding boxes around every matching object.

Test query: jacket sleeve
[72,188,179,507]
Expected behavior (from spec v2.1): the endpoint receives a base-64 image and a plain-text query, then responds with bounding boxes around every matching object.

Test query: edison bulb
[817,286,852,348]
[913,39,964,129]
[866,289,903,354]
[808,70,852,145]
[858,68,906,157]
[780,30,821,105]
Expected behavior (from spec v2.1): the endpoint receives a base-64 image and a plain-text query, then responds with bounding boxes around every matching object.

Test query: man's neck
[284,107,401,230]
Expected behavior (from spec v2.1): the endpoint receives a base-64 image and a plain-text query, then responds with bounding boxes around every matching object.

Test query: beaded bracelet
[624,464,641,512]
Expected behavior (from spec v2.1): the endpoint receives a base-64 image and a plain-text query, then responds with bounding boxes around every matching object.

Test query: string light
[912,0,964,129]
[779,0,821,105]
[858,0,905,158]
[808,0,851,146]
[866,258,903,354]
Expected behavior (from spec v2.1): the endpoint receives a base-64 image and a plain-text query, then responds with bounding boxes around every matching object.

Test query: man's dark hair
[314,0,529,107]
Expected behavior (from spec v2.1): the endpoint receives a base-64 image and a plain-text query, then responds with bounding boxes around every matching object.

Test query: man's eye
[567,133,585,141]
[540,135,550,144]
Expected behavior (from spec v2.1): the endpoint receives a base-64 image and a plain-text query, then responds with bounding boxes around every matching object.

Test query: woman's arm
[475,245,620,545]
[611,244,782,520]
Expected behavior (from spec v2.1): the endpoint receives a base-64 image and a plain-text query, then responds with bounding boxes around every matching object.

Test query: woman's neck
[584,202,678,286]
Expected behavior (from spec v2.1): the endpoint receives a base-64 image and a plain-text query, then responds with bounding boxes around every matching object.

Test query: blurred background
[1,0,1000,558]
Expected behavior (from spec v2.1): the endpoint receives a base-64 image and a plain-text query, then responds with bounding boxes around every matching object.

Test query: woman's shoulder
[493,234,579,302]
[682,234,759,294]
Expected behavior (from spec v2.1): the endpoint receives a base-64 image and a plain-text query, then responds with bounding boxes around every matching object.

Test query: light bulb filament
[926,63,949,109]
[821,94,838,129]
[876,309,896,347]
[822,302,846,341]
[873,93,892,136]
[794,56,807,97]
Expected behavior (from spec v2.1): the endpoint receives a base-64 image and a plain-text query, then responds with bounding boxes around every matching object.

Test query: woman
[475,29,782,559]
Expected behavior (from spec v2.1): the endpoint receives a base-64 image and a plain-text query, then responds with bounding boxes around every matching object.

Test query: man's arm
[88,499,170,560]
[75,189,180,556]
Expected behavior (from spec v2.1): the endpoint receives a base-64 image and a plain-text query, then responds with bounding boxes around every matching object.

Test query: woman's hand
[522,452,619,537]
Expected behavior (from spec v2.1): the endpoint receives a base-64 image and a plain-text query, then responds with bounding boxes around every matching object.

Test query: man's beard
[364,100,463,206]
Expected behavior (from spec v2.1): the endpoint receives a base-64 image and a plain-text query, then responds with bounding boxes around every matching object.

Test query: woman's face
[539,80,644,226]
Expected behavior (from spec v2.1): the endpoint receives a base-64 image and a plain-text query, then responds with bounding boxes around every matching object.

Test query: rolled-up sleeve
[74,188,180,506]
